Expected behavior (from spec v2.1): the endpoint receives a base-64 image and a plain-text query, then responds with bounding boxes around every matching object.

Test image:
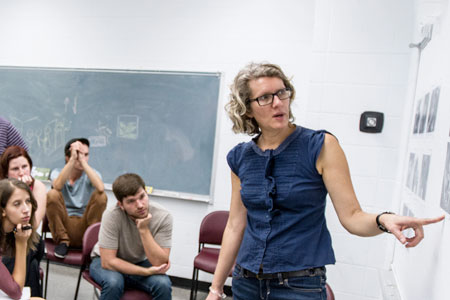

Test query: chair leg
[39,267,44,297]
[40,277,43,297]
[189,267,198,300]
[94,286,100,299]
[194,268,201,300]
[44,259,50,299]
[73,267,83,300]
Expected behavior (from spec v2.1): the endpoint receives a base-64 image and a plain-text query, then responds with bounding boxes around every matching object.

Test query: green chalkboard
[0,66,220,198]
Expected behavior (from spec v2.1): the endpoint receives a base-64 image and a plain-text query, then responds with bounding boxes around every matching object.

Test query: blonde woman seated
[0,146,46,297]
[0,178,44,300]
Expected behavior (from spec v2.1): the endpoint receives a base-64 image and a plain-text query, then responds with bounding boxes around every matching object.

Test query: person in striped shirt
[0,117,28,156]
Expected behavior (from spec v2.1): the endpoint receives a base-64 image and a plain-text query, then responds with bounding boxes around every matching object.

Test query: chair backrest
[82,222,101,265]
[199,210,229,245]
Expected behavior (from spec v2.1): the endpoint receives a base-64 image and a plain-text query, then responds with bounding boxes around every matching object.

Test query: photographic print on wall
[413,98,421,134]
[440,142,450,214]
[406,153,416,190]
[412,86,441,135]
[419,154,431,200]
[402,204,414,217]
[412,154,419,194]
[426,86,440,133]
[418,93,429,134]
[406,152,431,201]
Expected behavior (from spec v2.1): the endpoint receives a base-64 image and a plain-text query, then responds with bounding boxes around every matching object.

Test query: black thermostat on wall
[360,111,384,133]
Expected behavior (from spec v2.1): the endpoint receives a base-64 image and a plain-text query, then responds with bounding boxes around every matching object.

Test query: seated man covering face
[90,173,173,300]
[46,137,107,258]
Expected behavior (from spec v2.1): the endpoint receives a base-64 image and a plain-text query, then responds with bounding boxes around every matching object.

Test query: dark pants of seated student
[2,235,45,297]
[46,189,107,248]
[90,258,172,300]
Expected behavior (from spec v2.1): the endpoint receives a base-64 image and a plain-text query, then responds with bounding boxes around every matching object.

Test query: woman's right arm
[206,171,247,299]
[0,225,30,299]
[12,225,30,290]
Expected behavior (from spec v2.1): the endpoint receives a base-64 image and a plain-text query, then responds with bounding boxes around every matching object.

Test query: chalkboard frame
[0,65,222,202]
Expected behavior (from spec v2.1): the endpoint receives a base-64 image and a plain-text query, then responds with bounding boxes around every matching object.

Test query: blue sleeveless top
[227,126,335,273]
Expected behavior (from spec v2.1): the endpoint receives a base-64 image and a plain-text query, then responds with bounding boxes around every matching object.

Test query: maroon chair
[326,283,335,300]
[42,215,83,299]
[80,222,152,300]
[190,210,231,300]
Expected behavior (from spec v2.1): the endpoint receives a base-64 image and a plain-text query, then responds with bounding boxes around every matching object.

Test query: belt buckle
[256,272,272,280]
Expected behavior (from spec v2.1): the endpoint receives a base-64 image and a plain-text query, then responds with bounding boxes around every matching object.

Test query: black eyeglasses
[248,88,292,106]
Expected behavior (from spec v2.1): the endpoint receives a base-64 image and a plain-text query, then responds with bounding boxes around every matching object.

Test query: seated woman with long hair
[0,146,46,297]
[0,178,44,300]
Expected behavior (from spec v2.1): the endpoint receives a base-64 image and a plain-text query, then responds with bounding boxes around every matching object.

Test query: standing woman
[0,178,43,300]
[0,146,46,297]
[206,62,444,300]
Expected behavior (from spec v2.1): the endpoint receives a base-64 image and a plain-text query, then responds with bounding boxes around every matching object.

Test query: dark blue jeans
[90,257,172,300]
[232,265,327,300]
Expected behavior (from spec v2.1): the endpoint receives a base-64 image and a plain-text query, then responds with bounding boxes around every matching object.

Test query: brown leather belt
[242,266,326,280]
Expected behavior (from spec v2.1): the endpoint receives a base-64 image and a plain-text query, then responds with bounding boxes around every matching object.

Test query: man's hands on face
[69,141,89,166]
[135,213,152,231]
[70,141,81,160]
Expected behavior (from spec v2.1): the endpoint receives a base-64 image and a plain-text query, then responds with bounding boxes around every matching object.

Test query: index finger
[416,215,445,225]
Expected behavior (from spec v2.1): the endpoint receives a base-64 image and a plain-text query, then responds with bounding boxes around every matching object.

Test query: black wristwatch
[376,211,394,233]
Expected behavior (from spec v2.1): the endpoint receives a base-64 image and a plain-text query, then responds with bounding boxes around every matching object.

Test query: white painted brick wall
[310,1,414,299]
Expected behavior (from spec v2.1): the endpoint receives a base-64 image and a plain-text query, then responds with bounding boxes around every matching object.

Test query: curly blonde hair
[225,62,296,135]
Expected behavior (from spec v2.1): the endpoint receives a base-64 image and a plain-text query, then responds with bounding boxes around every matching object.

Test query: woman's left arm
[32,179,47,227]
[0,262,22,299]
[317,133,444,247]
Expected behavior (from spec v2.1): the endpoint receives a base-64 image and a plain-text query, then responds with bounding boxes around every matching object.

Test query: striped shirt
[0,117,28,155]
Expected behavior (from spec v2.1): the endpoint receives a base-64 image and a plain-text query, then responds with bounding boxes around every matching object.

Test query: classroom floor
[40,260,218,300]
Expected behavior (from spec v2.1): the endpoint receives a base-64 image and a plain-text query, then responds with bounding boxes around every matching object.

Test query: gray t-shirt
[50,168,102,216]
[91,202,173,264]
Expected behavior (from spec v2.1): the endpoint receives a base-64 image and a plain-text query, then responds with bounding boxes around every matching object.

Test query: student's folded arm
[11,235,28,292]
[139,218,171,266]
[51,161,74,191]
[140,232,170,266]
[99,247,151,276]
[82,162,104,192]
